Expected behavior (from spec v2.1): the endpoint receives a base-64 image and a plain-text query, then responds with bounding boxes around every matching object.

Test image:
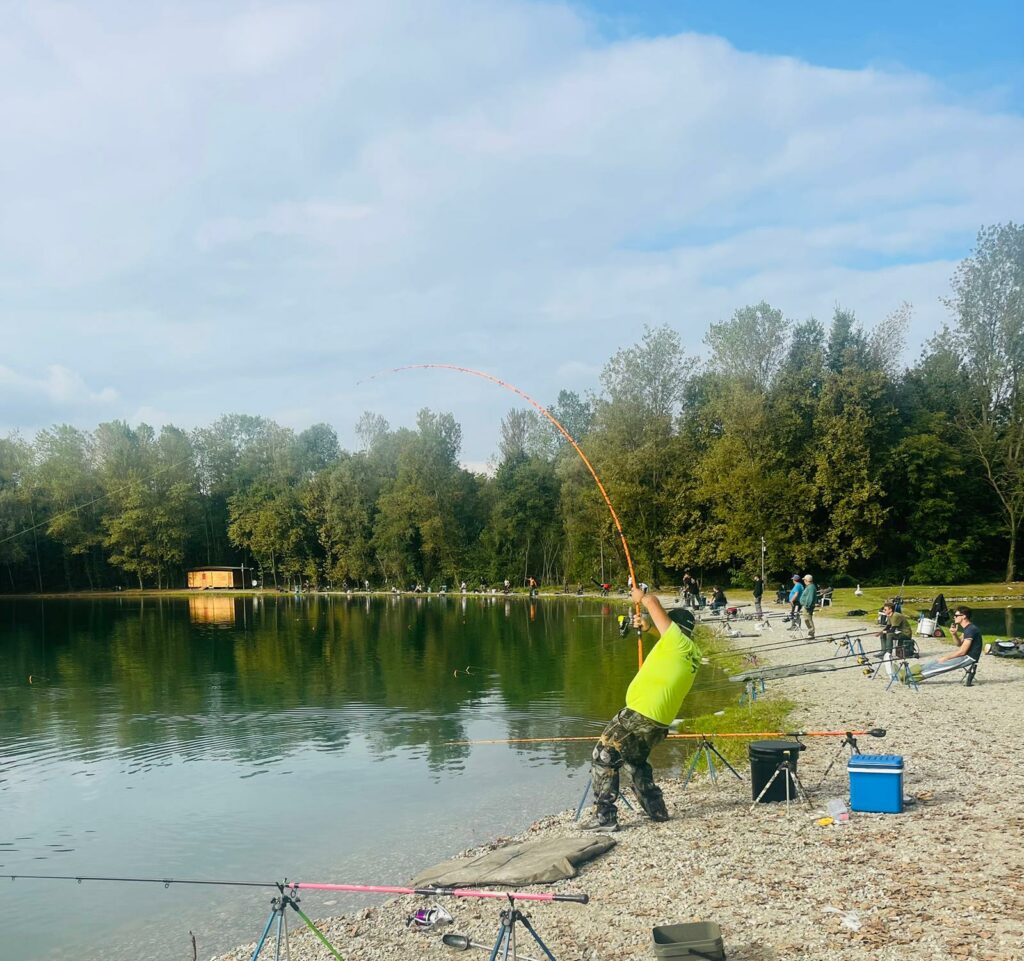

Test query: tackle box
[652,921,726,960]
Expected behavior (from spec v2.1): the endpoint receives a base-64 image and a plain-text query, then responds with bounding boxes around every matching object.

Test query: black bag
[991,639,1024,658]
[847,609,867,616]
[895,638,918,659]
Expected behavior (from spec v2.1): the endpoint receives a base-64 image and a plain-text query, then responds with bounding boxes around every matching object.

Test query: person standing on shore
[800,574,817,638]
[787,575,803,629]
[582,586,702,832]
[752,575,764,616]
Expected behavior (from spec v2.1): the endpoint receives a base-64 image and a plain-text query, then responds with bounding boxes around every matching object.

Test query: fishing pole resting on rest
[702,628,874,660]
[444,728,886,746]
[5,872,588,903]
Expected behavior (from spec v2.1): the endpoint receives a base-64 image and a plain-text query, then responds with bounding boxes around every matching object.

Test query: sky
[2,0,1023,467]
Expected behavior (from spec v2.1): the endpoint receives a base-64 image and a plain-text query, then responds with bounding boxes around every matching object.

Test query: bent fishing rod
[367,363,646,668]
[445,728,885,746]
[5,873,588,903]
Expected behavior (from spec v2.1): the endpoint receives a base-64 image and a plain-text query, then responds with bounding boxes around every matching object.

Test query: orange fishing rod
[445,728,886,745]
[376,363,645,668]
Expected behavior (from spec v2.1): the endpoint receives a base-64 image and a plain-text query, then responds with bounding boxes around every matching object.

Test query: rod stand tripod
[573,775,636,821]
[885,658,919,691]
[813,732,860,791]
[680,736,744,791]
[749,760,812,812]
[739,676,766,705]
[486,894,558,961]
[250,884,345,961]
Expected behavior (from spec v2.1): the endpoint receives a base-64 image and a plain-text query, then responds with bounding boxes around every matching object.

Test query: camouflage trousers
[590,707,669,821]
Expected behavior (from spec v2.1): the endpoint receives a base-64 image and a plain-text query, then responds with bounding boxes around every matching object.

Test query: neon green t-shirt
[625,622,702,726]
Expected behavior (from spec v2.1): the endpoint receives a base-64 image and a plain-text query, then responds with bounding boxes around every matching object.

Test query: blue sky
[581,0,1024,106]
[1,1,1022,467]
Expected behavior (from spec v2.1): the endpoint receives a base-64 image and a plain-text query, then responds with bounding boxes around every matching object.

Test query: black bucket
[749,739,805,803]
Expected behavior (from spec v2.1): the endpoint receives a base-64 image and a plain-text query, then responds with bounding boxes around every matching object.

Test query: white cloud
[0,364,119,431]
[0,2,1021,457]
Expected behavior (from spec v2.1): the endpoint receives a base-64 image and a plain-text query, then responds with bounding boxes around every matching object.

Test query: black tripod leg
[518,914,559,961]
[707,742,744,782]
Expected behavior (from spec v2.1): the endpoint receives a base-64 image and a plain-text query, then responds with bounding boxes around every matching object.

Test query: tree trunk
[1006,525,1017,583]
[29,506,43,592]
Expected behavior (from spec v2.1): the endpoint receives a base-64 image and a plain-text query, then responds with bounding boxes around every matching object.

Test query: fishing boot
[635,785,669,822]
[580,801,619,833]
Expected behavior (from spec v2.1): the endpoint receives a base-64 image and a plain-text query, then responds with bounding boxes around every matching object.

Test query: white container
[917,616,936,637]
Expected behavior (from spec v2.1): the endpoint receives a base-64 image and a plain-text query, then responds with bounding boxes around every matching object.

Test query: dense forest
[1,224,1022,593]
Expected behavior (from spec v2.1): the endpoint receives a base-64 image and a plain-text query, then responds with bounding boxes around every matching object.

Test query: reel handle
[551,892,589,904]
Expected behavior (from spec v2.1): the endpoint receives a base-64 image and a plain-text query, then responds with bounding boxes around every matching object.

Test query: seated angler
[709,586,728,613]
[912,606,983,685]
[878,600,913,659]
[583,586,702,832]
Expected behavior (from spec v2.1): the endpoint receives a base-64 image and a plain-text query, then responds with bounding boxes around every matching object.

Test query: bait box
[652,921,726,960]
[848,754,904,814]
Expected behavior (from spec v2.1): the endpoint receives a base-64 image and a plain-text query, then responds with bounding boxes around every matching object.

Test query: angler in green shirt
[582,586,702,832]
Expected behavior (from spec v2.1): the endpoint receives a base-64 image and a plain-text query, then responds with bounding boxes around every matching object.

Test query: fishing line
[0,456,192,550]
[361,363,645,667]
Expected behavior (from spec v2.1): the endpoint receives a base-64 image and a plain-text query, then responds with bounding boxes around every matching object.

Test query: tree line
[1,224,1021,592]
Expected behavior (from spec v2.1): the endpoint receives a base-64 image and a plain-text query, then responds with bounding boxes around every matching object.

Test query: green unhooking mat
[411,836,615,887]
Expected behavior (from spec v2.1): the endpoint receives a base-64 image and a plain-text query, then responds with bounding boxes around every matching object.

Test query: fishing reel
[617,609,651,636]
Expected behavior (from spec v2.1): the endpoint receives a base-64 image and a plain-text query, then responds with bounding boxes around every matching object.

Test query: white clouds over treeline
[1,1,1022,456]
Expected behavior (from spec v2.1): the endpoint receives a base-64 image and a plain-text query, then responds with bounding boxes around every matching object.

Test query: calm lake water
[1,595,735,961]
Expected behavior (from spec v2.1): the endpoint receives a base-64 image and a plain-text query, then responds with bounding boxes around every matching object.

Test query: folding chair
[895,656,979,689]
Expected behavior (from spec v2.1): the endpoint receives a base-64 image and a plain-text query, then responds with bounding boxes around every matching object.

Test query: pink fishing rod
[290,882,588,903]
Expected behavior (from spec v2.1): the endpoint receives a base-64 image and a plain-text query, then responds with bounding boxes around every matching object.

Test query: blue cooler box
[848,754,904,813]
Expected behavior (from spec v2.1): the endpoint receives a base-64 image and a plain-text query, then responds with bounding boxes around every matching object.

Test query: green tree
[943,223,1024,580]
[0,435,37,590]
[304,454,374,584]
[371,410,467,585]
[586,325,690,582]
[34,425,103,589]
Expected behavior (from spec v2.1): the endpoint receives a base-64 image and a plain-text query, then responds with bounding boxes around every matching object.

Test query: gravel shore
[215,604,1024,961]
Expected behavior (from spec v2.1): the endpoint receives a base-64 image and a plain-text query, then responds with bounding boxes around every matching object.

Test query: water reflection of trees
[0,597,735,772]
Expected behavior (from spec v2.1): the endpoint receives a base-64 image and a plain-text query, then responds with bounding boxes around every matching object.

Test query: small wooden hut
[187,566,251,589]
